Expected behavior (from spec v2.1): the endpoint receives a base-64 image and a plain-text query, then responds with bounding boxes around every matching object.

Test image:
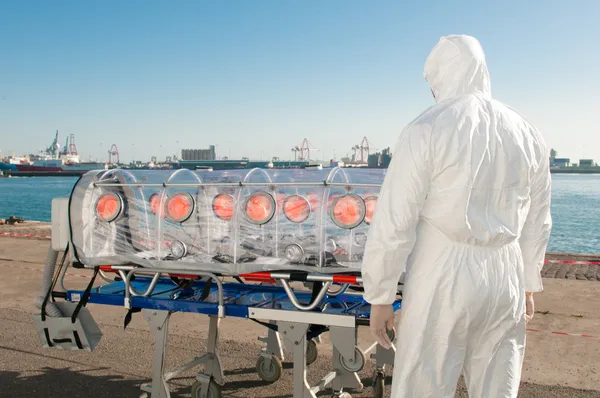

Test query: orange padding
[213,194,234,220]
[245,193,274,223]
[332,195,364,227]
[283,195,311,222]
[166,193,193,221]
[96,194,120,221]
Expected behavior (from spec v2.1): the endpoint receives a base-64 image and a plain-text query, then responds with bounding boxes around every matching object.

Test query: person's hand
[525,293,534,323]
[370,304,395,349]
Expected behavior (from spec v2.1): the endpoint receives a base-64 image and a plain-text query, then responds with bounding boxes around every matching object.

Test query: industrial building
[181,146,216,161]
[551,157,571,167]
[579,159,595,168]
[368,147,392,168]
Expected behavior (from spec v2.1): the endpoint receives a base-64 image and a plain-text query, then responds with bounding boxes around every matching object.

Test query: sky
[1,0,599,163]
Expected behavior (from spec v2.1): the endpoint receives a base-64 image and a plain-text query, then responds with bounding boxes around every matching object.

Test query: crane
[108,144,120,164]
[298,138,319,161]
[291,146,300,161]
[356,137,377,163]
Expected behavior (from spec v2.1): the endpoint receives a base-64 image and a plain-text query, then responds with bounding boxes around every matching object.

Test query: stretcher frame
[58,266,400,398]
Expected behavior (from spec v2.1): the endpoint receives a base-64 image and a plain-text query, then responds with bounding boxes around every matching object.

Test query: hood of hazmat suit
[361,35,552,398]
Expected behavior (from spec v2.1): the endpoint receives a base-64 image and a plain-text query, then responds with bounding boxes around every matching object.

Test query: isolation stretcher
[33,167,403,398]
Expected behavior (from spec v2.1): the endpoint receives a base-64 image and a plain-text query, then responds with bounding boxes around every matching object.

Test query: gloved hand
[370,304,396,349]
[525,293,534,323]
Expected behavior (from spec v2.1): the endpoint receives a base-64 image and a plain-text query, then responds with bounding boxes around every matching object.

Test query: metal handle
[120,267,226,317]
[280,279,331,311]
[122,270,161,297]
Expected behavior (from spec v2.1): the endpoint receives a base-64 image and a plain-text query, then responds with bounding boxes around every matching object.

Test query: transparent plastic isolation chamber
[69,167,387,274]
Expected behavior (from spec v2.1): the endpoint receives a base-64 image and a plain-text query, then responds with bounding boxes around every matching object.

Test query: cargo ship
[3,131,108,176]
[13,159,107,173]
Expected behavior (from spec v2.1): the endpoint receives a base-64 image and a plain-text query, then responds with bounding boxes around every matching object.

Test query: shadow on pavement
[0,367,143,398]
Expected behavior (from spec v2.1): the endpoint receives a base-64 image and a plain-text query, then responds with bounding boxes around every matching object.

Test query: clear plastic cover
[69,167,386,274]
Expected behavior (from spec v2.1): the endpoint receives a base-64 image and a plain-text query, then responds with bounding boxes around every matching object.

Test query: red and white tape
[0,232,51,239]
[545,259,600,265]
[527,328,597,339]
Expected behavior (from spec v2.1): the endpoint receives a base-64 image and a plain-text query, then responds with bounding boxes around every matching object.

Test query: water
[0,176,78,221]
[548,174,600,254]
[0,174,599,254]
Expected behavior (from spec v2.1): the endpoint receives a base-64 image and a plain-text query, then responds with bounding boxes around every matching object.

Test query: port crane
[108,144,120,164]
[297,138,319,161]
[59,134,79,157]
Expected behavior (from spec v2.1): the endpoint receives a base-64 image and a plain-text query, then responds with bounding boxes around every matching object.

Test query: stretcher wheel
[256,355,282,383]
[339,347,365,373]
[373,371,385,398]
[191,379,221,398]
[306,339,318,365]
[335,393,352,398]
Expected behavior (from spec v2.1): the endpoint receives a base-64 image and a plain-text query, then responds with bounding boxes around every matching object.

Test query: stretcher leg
[204,315,225,385]
[163,315,223,383]
[139,310,224,398]
[327,326,364,395]
[140,309,171,398]
[258,321,284,361]
[278,322,316,398]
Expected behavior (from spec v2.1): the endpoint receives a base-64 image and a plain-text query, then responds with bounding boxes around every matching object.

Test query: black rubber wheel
[306,339,318,365]
[339,347,366,373]
[336,393,352,398]
[256,355,282,383]
[191,379,221,398]
[373,371,385,398]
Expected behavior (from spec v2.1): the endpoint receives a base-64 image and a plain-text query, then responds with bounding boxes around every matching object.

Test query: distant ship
[13,158,107,173]
[4,130,108,175]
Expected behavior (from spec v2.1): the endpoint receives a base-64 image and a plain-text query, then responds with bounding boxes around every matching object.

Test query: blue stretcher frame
[66,276,402,321]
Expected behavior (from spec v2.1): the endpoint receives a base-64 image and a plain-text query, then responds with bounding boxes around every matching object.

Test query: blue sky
[1,0,598,163]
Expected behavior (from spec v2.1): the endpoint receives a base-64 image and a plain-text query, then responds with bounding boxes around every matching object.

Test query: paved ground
[1,229,600,397]
[542,263,600,281]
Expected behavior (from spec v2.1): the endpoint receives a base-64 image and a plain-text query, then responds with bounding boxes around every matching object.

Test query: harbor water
[0,174,598,254]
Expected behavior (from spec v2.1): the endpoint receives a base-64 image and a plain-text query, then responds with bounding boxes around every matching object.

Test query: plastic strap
[124,307,142,330]
[250,318,279,333]
[199,278,213,301]
[49,331,84,349]
[43,328,53,347]
[310,282,322,304]
[72,331,84,349]
[67,174,84,263]
[70,267,99,324]
[307,325,329,341]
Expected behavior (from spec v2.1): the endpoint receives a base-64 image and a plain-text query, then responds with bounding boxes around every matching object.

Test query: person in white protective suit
[361,34,552,398]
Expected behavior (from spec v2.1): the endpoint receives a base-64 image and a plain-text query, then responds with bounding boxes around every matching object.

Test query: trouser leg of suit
[463,315,526,398]
[389,276,470,398]
[389,249,524,397]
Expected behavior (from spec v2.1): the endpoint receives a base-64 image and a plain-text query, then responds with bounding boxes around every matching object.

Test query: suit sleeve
[361,124,431,305]
[519,146,553,293]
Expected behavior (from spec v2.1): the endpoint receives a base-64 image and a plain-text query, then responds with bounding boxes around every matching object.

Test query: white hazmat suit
[361,35,552,397]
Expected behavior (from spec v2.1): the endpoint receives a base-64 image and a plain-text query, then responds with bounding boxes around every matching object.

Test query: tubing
[34,247,63,317]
